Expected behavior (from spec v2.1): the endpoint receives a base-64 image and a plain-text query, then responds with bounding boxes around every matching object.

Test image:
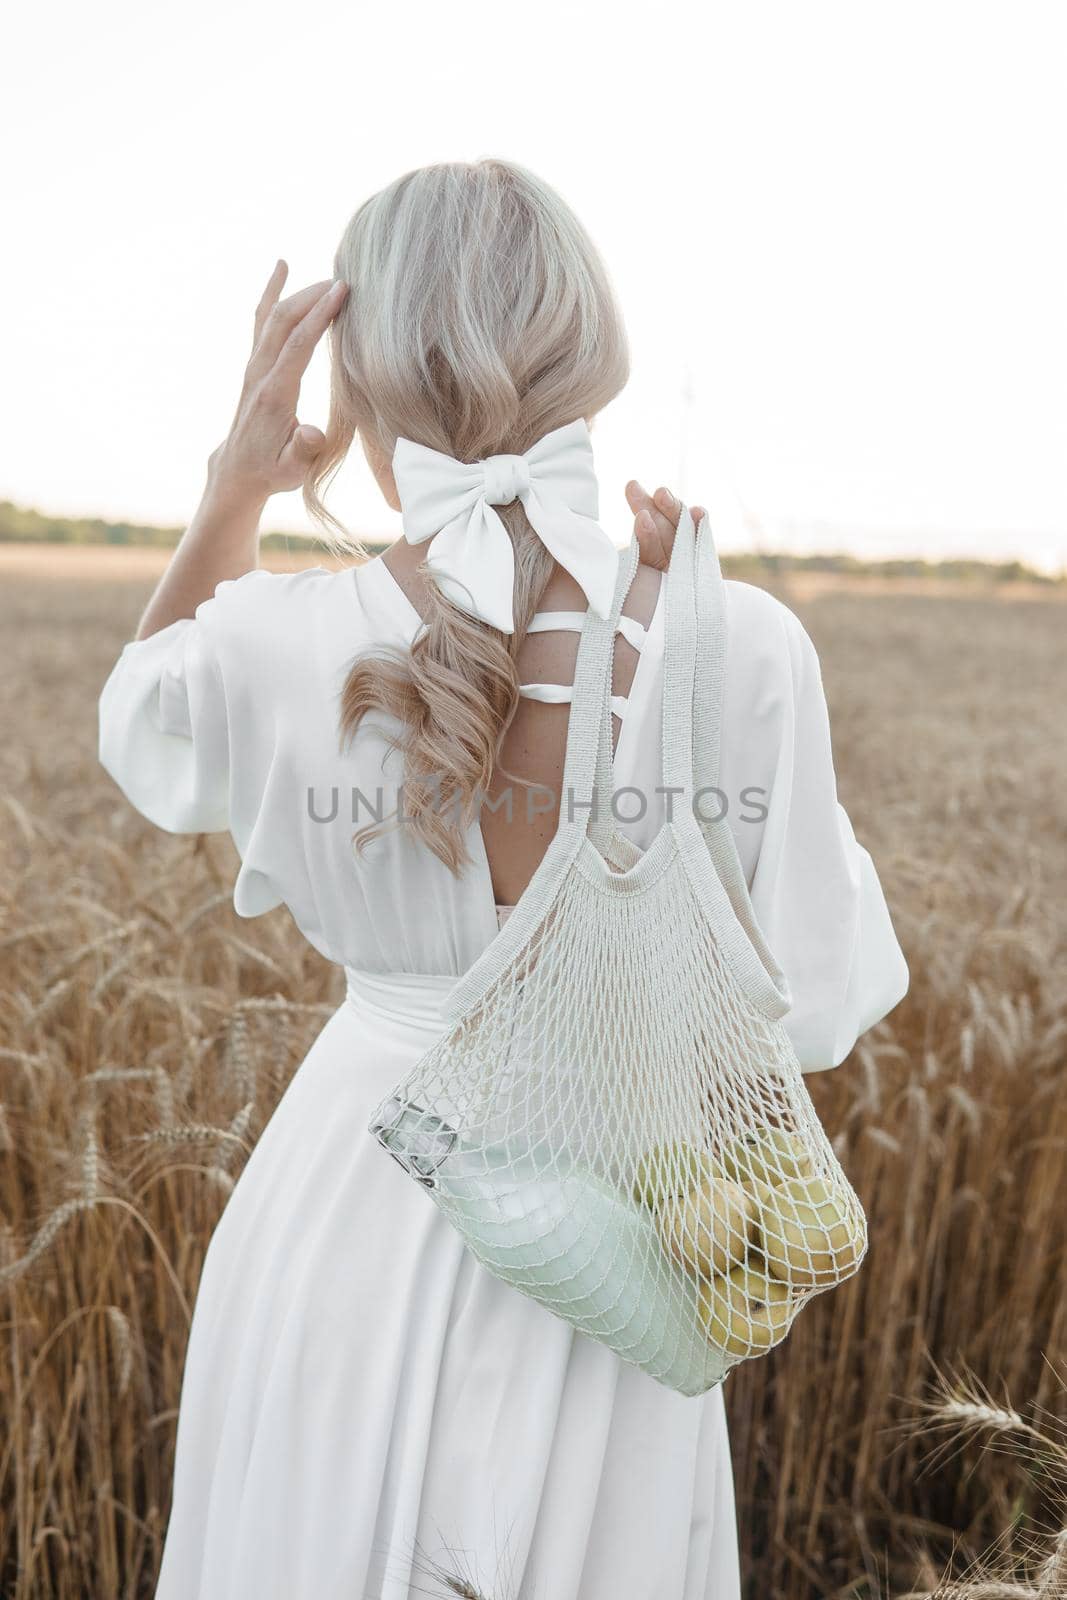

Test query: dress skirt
[154,969,742,1600]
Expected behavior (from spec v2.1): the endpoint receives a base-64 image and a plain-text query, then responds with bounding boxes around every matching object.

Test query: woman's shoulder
[723,575,803,629]
[197,563,334,632]
[628,562,813,684]
[724,578,816,660]
[202,557,415,650]
[719,579,823,714]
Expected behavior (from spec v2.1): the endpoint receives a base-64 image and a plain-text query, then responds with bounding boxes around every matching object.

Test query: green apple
[722,1129,814,1192]
[757,1175,866,1288]
[697,1259,796,1358]
[631,1141,712,1210]
[657,1170,756,1278]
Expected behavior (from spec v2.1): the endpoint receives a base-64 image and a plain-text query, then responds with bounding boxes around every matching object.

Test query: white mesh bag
[369,508,867,1394]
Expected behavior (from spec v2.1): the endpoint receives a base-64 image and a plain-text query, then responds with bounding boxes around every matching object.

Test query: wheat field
[1,552,1065,1599]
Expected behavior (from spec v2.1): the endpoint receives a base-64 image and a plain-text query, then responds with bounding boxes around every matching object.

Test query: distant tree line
[718,550,1062,585]
[0,499,1060,586]
[0,500,188,548]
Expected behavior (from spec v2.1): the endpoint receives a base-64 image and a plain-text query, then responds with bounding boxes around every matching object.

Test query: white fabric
[371,518,869,1396]
[521,606,645,718]
[392,418,619,633]
[147,967,739,1598]
[97,555,908,1065]
[528,609,648,651]
[96,546,909,1599]
[519,680,631,720]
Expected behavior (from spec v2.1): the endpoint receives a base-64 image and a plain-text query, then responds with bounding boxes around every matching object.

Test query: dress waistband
[343,966,458,1031]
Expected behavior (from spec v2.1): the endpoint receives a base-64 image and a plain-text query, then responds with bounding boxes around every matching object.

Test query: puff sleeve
[744,599,909,1071]
[97,568,285,839]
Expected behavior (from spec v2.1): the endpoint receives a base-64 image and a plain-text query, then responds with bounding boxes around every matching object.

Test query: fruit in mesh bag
[697,1258,796,1358]
[756,1175,866,1288]
[658,1171,757,1278]
[631,1142,711,1210]
[631,1142,756,1278]
[722,1128,814,1192]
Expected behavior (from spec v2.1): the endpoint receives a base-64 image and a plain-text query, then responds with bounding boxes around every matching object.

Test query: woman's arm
[134,469,269,639]
[135,262,348,640]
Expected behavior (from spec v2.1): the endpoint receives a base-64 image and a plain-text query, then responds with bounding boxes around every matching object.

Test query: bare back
[383,540,663,905]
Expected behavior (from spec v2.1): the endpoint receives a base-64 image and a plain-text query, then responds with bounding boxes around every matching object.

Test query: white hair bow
[391,417,619,634]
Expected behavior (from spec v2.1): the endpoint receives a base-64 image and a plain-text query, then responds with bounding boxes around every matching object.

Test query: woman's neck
[381,537,588,626]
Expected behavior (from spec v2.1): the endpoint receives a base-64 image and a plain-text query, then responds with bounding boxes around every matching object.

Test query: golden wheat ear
[406,1535,506,1600]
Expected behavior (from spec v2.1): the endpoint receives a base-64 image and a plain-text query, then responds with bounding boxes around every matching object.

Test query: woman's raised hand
[626,481,705,571]
[208,260,349,501]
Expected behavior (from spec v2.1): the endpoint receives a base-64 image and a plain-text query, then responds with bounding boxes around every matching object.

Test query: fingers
[263,423,330,494]
[261,280,349,407]
[252,259,289,354]
[653,486,685,527]
[292,423,327,455]
[247,277,339,386]
[626,479,680,571]
[275,423,328,484]
[625,478,654,516]
[628,481,673,571]
[626,479,687,527]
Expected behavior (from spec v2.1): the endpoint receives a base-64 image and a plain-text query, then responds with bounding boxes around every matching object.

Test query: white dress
[98,551,908,1600]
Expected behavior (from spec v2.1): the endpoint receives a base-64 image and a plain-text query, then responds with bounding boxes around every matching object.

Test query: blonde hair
[304,158,630,872]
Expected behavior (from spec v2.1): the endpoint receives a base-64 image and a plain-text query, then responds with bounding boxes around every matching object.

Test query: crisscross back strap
[527,611,649,651]
[520,609,646,727]
[519,682,632,721]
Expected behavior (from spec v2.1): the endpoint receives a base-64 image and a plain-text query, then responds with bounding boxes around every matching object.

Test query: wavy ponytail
[303,158,629,873]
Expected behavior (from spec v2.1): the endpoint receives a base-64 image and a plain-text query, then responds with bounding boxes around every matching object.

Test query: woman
[98,159,908,1600]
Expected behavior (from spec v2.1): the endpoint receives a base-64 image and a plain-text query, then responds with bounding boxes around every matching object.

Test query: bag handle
[568,508,720,856]
[691,512,728,800]
[559,534,641,836]
[690,512,793,1003]
[583,509,699,852]
[659,505,700,802]
[586,532,667,853]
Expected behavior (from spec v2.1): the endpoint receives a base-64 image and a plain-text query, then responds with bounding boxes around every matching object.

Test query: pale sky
[4,0,1065,571]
